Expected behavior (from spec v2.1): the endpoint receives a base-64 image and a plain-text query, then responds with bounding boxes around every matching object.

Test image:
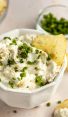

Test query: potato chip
[32,34,66,65]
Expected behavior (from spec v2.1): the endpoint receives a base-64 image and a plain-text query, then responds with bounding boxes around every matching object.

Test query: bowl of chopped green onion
[36,5,68,36]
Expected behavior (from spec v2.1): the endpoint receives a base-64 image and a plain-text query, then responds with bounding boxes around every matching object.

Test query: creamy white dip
[54,108,68,117]
[0,34,60,90]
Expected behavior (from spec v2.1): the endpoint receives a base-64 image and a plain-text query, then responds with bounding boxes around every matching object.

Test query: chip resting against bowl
[32,34,66,66]
[53,100,68,117]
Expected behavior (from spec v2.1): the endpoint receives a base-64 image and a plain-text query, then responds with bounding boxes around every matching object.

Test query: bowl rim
[36,4,68,36]
[0,28,67,94]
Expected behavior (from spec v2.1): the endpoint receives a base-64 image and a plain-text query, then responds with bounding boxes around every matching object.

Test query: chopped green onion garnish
[4,37,11,40]
[47,54,51,61]
[35,49,39,54]
[18,43,32,59]
[14,66,18,72]
[19,58,24,63]
[35,75,45,86]
[46,102,51,107]
[27,60,37,65]
[0,78,1,82]
[8,78,16,88]
[20,72,26,78]
[57,100,61,104]
[7,58,15,66]
[21,67,27,72]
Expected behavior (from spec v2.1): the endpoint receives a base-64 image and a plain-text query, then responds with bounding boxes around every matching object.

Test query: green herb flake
[26,86,29,88]
[18,43,32,59]
[7,58,15,66]
[21,67,27,72]
[37,54,41,59]
[35,75,45,86]
[35,49,39,54]
[41,13,68,35]
[14,66,18,72]
[57,100,61,104]
[8,78,16,88]
[46,102,51,107]
[35,67,39,70]
[18,77,21,81]
[12,39,17,45]
[4,37,11,40]
[20,72,26,78]
[27,60,37,65]
[0,62,3,66]
[12,77,16,80]
[10,39,17,45]
[47,54,51,61]
[19,58,24,63]
[0,78,1,82]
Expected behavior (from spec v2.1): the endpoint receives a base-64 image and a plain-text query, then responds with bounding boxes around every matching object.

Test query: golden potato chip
[32,34,66,65]
[55,99,68,110]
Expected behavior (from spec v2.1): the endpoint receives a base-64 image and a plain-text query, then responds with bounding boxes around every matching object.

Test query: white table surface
[0,0,68,117]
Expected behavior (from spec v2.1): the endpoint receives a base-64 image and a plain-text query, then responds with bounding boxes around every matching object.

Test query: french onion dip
[0,34,60,90]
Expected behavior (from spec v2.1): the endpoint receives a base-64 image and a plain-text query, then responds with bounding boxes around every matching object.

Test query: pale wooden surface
[0,0,68,117]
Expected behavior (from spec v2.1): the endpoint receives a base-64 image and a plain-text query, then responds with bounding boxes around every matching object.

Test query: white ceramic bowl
[36,5,68,37]
[0,29,67,109]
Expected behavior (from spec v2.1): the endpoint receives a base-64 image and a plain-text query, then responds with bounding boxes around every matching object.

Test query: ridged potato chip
[32,34,66,65]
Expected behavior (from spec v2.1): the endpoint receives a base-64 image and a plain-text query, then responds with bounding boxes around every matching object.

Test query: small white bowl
[0,29,67,109]
[36,5,68,37]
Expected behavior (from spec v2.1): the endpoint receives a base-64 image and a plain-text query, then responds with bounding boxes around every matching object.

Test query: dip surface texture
[0,34,60,90]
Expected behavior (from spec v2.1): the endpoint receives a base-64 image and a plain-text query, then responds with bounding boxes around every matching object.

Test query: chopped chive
[37,54,41,59]
[18,43,32,59]
[46,102,51,107]
[14,66,18,72]
[47,54,51,61]
[27,60,37,65]
[0,62,3,66]
[35,75,45,86]
[20,72,26,78]
[35,67,39,70]
[41,13,68,35]
[0,78,1,82]
[35,49,39,54]
[8,78,15,88]
[57,100,61,104]
[18,77,21,81]
[12,39,17,45]
[19,58,23,63]
[4,37,11,40]
[27,86,29,88]
[7,58,15,66]
[21,67,27,72]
